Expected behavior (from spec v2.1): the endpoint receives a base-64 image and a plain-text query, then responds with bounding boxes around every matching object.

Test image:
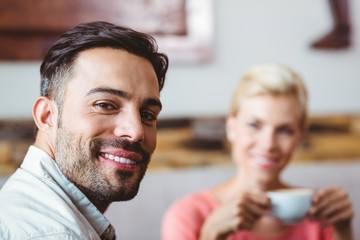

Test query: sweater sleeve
[161,191,217,240]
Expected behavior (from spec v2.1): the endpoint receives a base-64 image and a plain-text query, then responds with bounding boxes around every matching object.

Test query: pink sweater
[161,190,333,240]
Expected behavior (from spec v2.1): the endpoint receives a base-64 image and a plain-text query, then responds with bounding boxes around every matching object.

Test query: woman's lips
[251,155,278,169]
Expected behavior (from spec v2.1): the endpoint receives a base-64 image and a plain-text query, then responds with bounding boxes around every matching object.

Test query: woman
[161,64,353,240]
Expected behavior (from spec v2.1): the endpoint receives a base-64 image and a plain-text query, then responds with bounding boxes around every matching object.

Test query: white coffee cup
[268,188,313,224]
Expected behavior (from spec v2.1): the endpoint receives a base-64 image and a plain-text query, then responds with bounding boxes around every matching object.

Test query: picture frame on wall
[0,0,214,64]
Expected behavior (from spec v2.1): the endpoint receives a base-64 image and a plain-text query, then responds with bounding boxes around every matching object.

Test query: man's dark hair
[40,21,169,105]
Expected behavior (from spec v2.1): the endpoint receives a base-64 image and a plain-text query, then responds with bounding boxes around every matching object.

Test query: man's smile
[102,153,136,165]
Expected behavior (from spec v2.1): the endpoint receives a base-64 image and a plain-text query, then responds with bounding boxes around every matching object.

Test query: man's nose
[113,111,144,142]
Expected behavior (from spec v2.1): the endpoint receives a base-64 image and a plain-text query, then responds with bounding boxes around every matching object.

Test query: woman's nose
[259,129,277,151]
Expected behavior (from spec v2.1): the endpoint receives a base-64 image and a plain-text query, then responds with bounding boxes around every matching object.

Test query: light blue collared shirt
[0,146,115,240]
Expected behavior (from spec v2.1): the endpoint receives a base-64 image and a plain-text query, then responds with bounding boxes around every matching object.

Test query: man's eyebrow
[145,98,162,111]
[86,87,162,110]
[86,87,129,98]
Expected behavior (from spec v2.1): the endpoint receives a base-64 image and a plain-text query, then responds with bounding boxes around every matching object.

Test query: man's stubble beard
[54,126,150,206]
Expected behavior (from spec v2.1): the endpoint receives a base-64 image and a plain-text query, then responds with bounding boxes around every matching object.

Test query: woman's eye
[248,122,259,129]
[279,127,294,135]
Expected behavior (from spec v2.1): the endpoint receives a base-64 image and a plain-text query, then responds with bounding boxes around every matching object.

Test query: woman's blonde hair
[229,63,308,129]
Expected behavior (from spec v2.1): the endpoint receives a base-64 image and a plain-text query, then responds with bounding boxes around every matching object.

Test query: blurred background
[0,0,360,119]
[0,0,359,239]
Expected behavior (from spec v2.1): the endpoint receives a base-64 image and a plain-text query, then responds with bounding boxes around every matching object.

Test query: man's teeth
[104,153,136,164]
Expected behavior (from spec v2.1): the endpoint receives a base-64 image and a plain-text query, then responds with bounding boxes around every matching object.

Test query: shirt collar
[21,145,112,237]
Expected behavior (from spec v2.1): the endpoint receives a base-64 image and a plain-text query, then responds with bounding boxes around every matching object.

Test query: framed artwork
[0,0,214,64]
[154,0,214,64]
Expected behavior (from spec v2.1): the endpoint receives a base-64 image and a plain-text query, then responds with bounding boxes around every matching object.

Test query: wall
[0,0,359,119]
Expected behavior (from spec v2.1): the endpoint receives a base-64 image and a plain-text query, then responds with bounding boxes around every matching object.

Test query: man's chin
[112,168,146,201]
[115,192,139,202]
[111,180,142,202]
[110,183,141,202]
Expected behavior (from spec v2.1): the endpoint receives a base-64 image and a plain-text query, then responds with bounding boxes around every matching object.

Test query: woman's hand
[309,186,353,240]
[199,190,270,240]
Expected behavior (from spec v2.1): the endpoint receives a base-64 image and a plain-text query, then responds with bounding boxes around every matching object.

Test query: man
[0,21,168,239]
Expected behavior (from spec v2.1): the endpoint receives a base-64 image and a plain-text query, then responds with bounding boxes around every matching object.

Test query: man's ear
[32,96,57,131]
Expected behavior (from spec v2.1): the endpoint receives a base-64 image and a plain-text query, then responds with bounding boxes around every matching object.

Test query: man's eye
[141,111,156,122]
[95,102,116,110]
